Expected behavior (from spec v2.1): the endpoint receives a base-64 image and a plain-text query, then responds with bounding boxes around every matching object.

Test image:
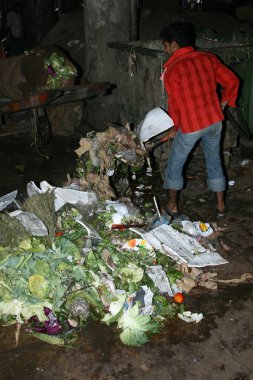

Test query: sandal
[216,207,226,218]
[163,206,180,220]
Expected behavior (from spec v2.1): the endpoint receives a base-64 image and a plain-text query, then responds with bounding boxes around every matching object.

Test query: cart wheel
[35,115,52,147]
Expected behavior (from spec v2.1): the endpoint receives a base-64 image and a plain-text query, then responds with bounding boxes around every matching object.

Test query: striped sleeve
[213,56,240,107]
[164,69,181,129]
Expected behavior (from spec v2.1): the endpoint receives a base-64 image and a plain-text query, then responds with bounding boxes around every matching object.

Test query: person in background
[159,22,239,218]
[6,2,24,56]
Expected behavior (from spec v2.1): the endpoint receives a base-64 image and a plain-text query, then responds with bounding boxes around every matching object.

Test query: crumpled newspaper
[9,210,48,236]
[146,265,181,297]
[178,311,204,323]
[132,224,228,268]
[125,286,154,316]
[0,190,18,211]
[27,181,98,212]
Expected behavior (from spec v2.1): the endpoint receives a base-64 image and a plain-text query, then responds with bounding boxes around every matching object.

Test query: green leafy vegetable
[29,275,51,300]
[120,264,144,283]
[118,305,160,347]
[101,294,126,325]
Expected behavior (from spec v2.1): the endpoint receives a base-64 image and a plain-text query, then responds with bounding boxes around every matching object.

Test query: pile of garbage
[0,47,76,100]
[74,123,146,199]
[0,126,229,347]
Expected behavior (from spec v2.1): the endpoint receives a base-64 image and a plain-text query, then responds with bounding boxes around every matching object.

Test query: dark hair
[159,22,196,47]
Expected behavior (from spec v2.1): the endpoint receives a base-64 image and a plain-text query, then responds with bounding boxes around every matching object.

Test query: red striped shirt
[163,46,239,133]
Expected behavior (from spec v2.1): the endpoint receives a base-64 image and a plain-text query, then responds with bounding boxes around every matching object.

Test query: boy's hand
[221,100,228,110]
[160,126,177,142]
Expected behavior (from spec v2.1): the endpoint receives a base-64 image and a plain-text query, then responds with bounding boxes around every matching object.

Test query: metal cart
[0,82,112,146]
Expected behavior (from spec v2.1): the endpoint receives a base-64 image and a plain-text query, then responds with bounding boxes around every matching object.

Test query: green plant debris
[0,204,184,347]
[44,52,77,88]
[0,213,30,247]
[23,191,56,238]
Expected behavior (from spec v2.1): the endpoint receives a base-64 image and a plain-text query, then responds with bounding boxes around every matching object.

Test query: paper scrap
[178,311,204,323]
[216,273,253,284]
[146,265,173,296]
[131,224,228,268]
[9,210,48,236]
[0,190,18,211]
[27,181,99,212]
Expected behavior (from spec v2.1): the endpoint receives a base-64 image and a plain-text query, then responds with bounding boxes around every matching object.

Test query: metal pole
[129,0,138,41]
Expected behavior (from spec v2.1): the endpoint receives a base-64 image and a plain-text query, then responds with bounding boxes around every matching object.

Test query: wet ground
[0,133,253,380]
[0,134,80,196]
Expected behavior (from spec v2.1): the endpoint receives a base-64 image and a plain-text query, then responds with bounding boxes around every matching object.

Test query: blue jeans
[164,122,226,192]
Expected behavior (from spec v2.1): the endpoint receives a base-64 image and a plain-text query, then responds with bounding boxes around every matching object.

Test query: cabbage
[0,299,52,323]
[118,305,160,347]
[120,264,144,283]
[0,299,24,322]
[33,259,51,277]
[56,238,81,261]
[19,239,33,251]
[21,302,52,321]
[101,294,126,325]
[65,291,90,320]
[28,274,51,299]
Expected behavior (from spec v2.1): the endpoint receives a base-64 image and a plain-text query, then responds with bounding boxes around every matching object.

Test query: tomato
[173,292,184,304]
[128,239,137,247]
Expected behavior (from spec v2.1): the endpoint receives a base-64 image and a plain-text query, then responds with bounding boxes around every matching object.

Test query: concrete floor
[0,132,253,380]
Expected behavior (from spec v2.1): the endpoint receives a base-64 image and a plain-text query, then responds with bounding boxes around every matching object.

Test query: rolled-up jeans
[164,121,226,192]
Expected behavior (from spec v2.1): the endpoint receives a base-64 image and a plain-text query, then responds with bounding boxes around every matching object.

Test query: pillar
[83,0,130,130]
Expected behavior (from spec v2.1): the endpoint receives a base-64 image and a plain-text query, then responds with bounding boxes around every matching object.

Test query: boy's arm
[215,58,240,108]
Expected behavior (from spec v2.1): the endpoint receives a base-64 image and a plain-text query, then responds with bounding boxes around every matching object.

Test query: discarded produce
[0,125,230,347]
[173,293,184,304]
[0,199,185,347]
